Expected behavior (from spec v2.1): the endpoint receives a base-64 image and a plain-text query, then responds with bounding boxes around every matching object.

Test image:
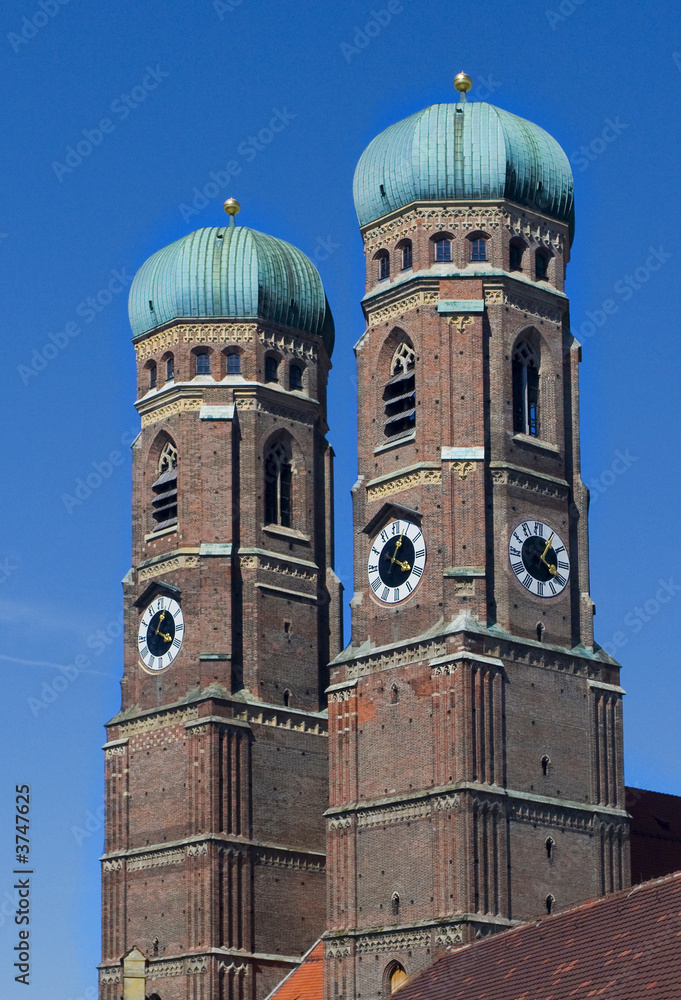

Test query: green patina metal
[353,101,574,237]
[129,225,335,355]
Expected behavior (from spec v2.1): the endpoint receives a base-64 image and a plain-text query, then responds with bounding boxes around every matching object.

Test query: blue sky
[1,0,680,994]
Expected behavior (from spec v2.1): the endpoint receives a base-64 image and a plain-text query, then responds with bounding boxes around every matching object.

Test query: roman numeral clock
[367,517,427,605]
[508,520,571,598]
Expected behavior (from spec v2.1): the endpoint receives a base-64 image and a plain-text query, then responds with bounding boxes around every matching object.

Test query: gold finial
[454,72,473,101]
[223,198,241,226]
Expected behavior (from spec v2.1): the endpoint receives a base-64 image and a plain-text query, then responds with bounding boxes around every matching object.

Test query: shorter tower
[99,205,342,1000]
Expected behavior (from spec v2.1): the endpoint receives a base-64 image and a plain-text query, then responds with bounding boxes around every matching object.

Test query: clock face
[508,520,570,598]
[137,596,184,671]
[367,518,426,605]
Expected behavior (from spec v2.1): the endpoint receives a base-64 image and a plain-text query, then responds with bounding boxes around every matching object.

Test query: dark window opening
[536,251,549,281]
[149,364,157,389]
[265,356,279,383]
[541,755,551,777]
[165,356,174,382]
[546,837,554,860]
[152,441,178,531]
[196,352,210,375]
[434,237,452,262]
[384,342,416,439]
[470,238,487,261]
[391,892,400,916]
[510,242,524,271]
[401,241,412,270]
[546,894,554,915]
[378,253,390,281]
[512,339,540,437]
[289,364,303,391]
[390,683,399,704]
[226,352,241,375]
[265,441,292,527]
[283,689,292,707]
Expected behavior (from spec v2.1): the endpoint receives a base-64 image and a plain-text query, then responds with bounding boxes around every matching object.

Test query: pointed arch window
[386,961,407,994]
[384,341,416,438]
[512,339,540,437]
[264,441,292,528]
[152,441,178,530]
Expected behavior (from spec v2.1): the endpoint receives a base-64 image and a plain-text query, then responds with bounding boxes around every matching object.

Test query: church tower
[99,203,341,1000]
[325,76,629,998]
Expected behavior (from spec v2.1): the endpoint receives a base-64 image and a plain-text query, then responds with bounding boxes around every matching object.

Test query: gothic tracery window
[512,338,540,437]
[152,441,178,530]
[264,440,292,528]
[384,341,416,439]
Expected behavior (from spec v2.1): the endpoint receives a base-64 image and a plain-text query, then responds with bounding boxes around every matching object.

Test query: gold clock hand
[539,534,558,576]
[390,534,404,565]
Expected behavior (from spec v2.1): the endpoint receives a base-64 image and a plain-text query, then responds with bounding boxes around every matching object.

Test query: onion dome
[129,222,335,356]
[353,93,574,237]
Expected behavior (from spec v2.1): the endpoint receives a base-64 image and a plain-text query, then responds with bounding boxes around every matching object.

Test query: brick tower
[99,205,342,1000]
[325,76,629,998]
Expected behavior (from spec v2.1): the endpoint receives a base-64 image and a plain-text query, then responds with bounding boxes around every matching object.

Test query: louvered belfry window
[152,441,178,530]
[384,342,416,438]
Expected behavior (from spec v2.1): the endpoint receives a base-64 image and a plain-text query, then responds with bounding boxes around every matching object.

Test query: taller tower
[325,77,629,998]
[99,206,341,1000]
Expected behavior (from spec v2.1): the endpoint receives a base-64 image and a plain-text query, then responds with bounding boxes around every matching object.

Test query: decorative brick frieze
[255,849,325,872]
[356,928,431,954]
[259,327,318,361]
[116,705,199,737]
[127,847,185,871]
[137,550,200,581]
[148,960,184,978]
[366,290,439,327]
[366,465,442,502]
[140,397,202,427]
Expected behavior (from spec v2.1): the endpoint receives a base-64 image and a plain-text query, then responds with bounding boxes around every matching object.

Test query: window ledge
[262,524,311,545]
[144,524,178,542]
[374,431,415,455]
[512,433,560,455]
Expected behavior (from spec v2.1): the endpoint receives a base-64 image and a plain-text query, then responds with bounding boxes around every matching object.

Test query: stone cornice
[101,833,325,863]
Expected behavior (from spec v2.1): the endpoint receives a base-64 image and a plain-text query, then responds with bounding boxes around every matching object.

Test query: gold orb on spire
[454,72,473,95]
[223,197,241,218]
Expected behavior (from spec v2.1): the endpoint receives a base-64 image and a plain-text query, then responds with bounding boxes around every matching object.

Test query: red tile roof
[265,940,324,1000]
[396,872,681,1000]
[627,786,681,885]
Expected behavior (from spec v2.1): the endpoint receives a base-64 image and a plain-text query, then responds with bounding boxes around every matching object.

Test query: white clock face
[367,518,426,605]
[508,520,570,598]
[137,596,185,671]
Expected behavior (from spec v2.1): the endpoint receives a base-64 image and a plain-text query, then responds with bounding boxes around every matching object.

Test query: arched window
[546,836,555,860]
[152,440,178,530]
[384,341,416,438]
[148,363,157,389]
[283,688,292,707]
[289,364,303,391]
[433,236,452,262]
[165,355,174,382]
[509,239,525,272]
[264,441,292,527]
[470,237,487,261]
[385,961,407,994]
[391,892,400,916]
[400,240,412,270]
[377,251,390,281]
[535,249,550,281]
[152,937,159,956]
[541,754,551,776]
[390,683,399,705]
[196,351,211,375]
[265,355,279,383]
[226,352,241,375]
[546,893,555,915]
[512,339,540,437]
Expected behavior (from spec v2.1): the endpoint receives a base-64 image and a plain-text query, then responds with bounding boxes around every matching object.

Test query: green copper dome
[353,100,574,235]
[129,225,335,355]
